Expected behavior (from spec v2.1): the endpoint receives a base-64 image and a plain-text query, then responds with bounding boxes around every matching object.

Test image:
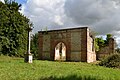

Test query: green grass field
[0,56,120,80]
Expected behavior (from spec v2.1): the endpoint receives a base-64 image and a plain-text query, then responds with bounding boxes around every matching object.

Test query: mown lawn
[0,56,120,80]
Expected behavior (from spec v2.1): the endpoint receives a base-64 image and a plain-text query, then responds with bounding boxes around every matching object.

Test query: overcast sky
[1,0,120,46]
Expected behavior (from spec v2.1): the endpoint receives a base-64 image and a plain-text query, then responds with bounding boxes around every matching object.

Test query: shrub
[99,54,120,68]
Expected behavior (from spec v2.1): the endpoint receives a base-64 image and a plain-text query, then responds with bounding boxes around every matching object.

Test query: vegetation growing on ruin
[95,34,112,51]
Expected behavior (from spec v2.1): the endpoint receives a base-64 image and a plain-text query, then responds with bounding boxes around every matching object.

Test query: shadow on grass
[39,75,102,80]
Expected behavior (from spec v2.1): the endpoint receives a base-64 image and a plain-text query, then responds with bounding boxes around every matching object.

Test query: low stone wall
[97,46,111,60]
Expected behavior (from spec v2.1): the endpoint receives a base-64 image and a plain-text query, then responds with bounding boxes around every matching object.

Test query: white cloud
[22,0,66,32]
[54,15,64,26]
[21,0,120,46]
[64,0,120,34]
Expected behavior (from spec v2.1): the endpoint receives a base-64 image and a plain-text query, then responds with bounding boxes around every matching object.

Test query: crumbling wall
[87,28,96,63]
[97,38,115,60]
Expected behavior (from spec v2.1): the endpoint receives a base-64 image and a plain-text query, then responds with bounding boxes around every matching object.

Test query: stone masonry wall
[38,27,96,62]
[42,35,50,59]
[70,29,81,61]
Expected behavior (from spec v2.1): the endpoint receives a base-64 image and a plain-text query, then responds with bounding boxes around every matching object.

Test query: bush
[99,54,120,68]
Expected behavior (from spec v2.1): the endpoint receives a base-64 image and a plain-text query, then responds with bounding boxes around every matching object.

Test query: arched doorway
[54,42,66,61]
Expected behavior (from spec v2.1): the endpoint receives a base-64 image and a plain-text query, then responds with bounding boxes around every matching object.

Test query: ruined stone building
[38,27,96,63]
[97,38,115,60]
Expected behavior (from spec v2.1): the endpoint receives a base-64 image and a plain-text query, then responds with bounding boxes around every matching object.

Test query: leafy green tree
[0,0,30,56]
[105,34,112,45]
[95,34,113,52]
[31,33,38,59]
[95,39,99,51]
[95,37,105,49]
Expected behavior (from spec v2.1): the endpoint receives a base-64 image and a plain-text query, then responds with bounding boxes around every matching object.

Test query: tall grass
[0,56,120,80]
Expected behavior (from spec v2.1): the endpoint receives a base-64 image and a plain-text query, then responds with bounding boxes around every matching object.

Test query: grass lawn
[0,56,120,80]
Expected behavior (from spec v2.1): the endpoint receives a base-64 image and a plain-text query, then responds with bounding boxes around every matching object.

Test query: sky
[1,0,120,46]
[15,0,27,4]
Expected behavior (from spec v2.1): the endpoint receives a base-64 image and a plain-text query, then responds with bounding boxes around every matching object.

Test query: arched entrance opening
[54,42,66,61]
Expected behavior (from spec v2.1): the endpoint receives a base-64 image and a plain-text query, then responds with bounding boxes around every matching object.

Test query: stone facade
[38,27,96,63]
[97,38,115,60]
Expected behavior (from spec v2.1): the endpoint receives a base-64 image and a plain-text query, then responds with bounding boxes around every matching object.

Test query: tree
[95,34,113,52]
[0,0,30,56]
[105,34,112,45]
[31,33,38,59]
[95,37,105,50]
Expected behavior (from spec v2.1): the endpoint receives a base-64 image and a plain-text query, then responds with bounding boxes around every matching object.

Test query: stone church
[38,27,96,63]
